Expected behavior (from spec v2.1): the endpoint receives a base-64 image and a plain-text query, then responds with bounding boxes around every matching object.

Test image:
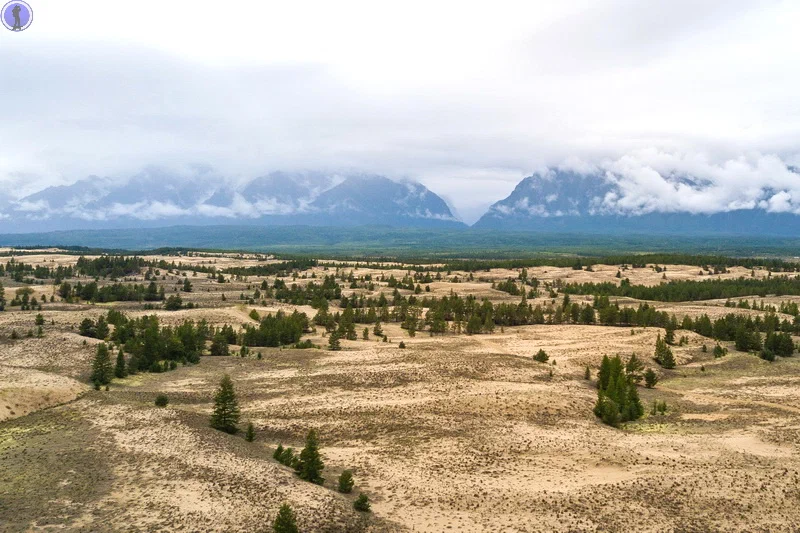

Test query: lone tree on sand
[295,429,325,484]
[272,503,299,533]
[338,469,354,493]
[210,374,240,434]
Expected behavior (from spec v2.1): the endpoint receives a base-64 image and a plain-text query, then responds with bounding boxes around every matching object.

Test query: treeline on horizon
[561,275,800,302]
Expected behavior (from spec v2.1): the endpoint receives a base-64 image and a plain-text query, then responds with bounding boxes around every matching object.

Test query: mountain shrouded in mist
[5,165,800,236]
[1,169,464,232]
[474,168,800,236]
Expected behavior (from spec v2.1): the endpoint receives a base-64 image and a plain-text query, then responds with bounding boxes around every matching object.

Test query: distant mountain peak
[3,170,464,231]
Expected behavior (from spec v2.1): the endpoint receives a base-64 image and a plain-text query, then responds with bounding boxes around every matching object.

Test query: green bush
[353,493,371,512]
[338,470,354,493]
[154,393,169,407]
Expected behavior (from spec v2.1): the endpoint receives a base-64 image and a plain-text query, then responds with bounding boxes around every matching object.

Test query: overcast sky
[1,0,799,223]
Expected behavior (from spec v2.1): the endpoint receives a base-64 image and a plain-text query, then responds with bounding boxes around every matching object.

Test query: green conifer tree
[295,429,325,484]
[272,503,299,533]
[338,469,355,493]
[114,348,127,379]
[210,374,240,434]
[353,493,371,512]
[91,343,114,386]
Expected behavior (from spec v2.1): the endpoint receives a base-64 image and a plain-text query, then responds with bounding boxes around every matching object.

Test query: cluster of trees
[8,286,43,310]
[594,355,645,426]
[562,275,800,302]
[273,276,341,307]
[2,259,75,282]
[85,310,211,378]
[440,254,797,273]
[241,311,309,347]
[673,312,796,358]
[273,431,324,484]
[222,258,318,278]
[75,255,147,278]
[58,281,165,303]
[654,334,676,368]
[0,281,5,311]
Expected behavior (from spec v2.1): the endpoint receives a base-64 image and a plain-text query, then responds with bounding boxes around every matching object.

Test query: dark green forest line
[3,225,800,258]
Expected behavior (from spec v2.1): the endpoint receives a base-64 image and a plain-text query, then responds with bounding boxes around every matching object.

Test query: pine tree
[625,353,645,383]
[664,326,675,345]
[95,316,110,340]
[328,331,342,351]
[644,368,658,388]
[295,430,325,484]
[624,382,644,420]
[654,334,676,369]
[210,374,240,434]
[362,327,369,340]
[272,503,299,533]
[353,493,371,512]
[210,332,230,356]
[114,348,127,379]
[273,443,284,461]
[598,355,611,390]
[91,343,114,386]
[245,422,255,442]
[533,349,549,363]
[338,469,354,493]
[593,354,644,426]
[373,322,383,337]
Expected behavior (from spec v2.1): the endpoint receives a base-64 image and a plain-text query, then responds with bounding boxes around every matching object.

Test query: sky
[1,0,799,224]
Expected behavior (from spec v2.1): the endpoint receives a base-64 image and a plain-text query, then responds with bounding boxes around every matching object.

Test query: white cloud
[0,0,799,225]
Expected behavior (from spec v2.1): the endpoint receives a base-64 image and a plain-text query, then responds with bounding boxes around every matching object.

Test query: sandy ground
[1,259,800,532]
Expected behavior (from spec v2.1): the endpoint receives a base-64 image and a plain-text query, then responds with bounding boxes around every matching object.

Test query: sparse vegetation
[4,250,800,531]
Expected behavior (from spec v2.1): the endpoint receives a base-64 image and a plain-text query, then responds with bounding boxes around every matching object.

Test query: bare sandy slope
[2,261,800,532]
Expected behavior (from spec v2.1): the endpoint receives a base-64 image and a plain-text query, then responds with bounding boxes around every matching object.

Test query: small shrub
[155,393,169,407]
[398,341,406,349]
[533,349,549,363]
[644,368,658,388]
[338,469,354,493]
[245,422,255,442]
[272,503,299,533]
[353,493,371,512]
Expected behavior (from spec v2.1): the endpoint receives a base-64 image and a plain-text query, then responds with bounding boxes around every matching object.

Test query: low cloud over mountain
[1,169,463,231]
[475,154,800,235]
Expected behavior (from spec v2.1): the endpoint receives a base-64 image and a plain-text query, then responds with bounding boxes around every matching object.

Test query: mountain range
[2,169,463,232]
[3,168,800,236]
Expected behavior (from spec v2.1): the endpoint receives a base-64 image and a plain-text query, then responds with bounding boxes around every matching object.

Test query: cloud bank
[0,0,799,224]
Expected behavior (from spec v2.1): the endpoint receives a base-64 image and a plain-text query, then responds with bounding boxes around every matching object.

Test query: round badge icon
[2,1,33,32]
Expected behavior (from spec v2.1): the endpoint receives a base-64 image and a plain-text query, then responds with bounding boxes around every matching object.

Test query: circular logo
[2,1,33,32]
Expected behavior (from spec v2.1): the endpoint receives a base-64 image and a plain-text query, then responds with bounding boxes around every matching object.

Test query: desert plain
[1,251,799,532]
